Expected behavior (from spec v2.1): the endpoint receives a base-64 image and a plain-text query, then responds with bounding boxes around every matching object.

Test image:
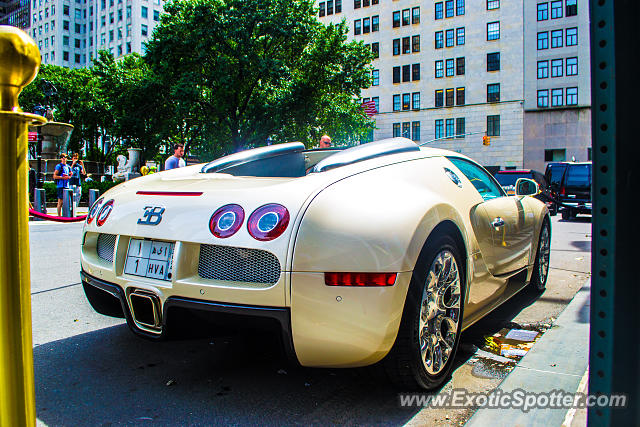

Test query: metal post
[33,188,46,220]
[62,188,73,218]
[89,189,99,208]
[0,25,45,426]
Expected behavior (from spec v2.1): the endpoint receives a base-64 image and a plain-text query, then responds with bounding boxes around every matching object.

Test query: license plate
[124,239,174,281]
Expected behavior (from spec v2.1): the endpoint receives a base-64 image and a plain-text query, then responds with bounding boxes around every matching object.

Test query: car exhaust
[129,289,161,331]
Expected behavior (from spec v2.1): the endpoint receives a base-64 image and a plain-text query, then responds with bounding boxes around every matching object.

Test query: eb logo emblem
[137,206,165,226]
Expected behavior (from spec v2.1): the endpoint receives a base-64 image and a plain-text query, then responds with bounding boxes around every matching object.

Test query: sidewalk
[466,279,590,427]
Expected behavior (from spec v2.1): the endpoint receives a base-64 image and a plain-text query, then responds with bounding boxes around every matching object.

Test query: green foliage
[42,181,120,203]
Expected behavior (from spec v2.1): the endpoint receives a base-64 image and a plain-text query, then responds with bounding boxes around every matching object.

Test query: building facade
[1,0,31,29]
[28,0,164,68]
[317,0,591,171]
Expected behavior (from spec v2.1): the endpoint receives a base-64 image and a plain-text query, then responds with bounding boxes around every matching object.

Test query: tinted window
[495,172,532,186]
[448,157,504,201]
[565,164,591,188]
[546,164,567,188]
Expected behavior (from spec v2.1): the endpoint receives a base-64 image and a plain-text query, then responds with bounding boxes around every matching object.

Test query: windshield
[495,173,532,187]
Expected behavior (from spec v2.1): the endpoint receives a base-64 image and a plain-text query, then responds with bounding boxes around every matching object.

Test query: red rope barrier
[29,208,87,222]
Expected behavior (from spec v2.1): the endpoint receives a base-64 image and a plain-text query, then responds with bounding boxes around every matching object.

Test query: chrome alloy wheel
[538,225,551,284]
[419,250,461,376]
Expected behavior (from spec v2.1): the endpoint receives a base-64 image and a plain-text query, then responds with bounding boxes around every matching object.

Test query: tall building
[28,0,164,68]
[1,0,31,29]
[317,0,591,171]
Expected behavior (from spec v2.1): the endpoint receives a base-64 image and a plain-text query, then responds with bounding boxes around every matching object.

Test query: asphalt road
[29,215,591,426]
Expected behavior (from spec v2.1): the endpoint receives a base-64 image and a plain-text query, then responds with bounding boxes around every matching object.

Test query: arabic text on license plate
[125,239,174,281]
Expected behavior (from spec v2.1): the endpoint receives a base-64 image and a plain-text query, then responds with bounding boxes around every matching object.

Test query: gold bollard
[0,25,46,426]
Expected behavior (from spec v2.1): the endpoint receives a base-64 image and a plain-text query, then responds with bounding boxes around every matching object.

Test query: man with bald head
[319,135,332,148]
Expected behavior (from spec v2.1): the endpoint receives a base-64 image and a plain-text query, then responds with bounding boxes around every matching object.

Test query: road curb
[465,279,591,427]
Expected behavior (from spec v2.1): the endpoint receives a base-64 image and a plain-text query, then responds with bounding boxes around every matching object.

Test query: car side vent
[96,233,117,264]
[198,245,281,285]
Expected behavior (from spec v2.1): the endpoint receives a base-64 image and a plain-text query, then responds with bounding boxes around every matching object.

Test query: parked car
[494,169,557,215]
[80,138,550,390]
[546,162,592,220]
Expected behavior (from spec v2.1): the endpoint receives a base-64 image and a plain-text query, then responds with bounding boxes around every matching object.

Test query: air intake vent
[96,234,117,263]
[198,245,281,285]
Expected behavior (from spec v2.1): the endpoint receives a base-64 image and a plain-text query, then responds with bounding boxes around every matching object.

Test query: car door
[448,158,531,276]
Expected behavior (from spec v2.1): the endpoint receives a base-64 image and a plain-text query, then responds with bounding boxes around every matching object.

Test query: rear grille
[198,245,281,285]
[96,234,117,263]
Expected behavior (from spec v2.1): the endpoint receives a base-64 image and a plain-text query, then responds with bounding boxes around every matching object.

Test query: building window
[354,19,361,35]
[537,2,548,20]
[446,59,455,77]
[412,92,420,110]
[537,89,549,107]
[445,119,454,138]
[487,0,499,10]
[393,94,401,111]
[566,0,577,16]
[551,29,563,48]
[63,51,69,61]
[393,123,401,137]
[402,93,411,110]
[456,118,466,137]
[63,4,69,15]
[551,88,563,106]
[363,17,370,33]
[487,83,500,102]
[372,96,379,112]
[327,0,334,14]
[435,61,444,78]
[74,38,81,48]
[456,57,465,75]
[393,11,400,28]
[435,90,444,107]
[354,0,361,9]
[551,59,563,77]
[487,52,500,71]
[566,27,578,46]
[566,87,578,105]
[402,37,410,54]
[63,20,69,30]
[393,66,400,83]
[456,27,465,45]
[445,29,454,47]
[141,24,148,36]
[335,0,342,13]
[445,88,454,106]
[402,122,411,139]
[372,42,379,58]
[456,0,465,15]
[550,0,563,18]
[402,9,410,26]
[412,35,420,52]
[487,115,500,136]
[537,32,549,49]
[141,5,148,18]
[445,0,454,18]
[412,63,420,81]
[456,87,465,105]
[537,60,549,78]
[412,7,420,24]
[435,2,443,19]
[487,22,500,40]
[566,57,578,76]
[393,39,400,55]
[435,31,444,49]
[402,65,411,82]
[435,119,444,139]
[372,69,379,86]
[412,121,420,142]
[545,148,566,162]
[63,35,69,46]
[372,15,379,31]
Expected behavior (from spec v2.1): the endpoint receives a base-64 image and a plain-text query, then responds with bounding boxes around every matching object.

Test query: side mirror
[515,178,539,196]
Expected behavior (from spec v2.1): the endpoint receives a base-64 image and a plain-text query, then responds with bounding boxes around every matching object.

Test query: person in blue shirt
[53,153,72,216]
[69,152,86,205]
[164,143,186,170]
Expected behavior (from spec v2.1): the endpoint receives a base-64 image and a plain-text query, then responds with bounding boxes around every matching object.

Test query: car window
[495,173,531,187]
[546,164,567,189]
[565,164,591,188]
[448,157,504,201]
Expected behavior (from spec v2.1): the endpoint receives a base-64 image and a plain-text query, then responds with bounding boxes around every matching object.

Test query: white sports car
[80,138,550,390]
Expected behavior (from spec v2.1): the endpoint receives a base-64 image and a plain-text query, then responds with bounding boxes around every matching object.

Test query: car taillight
[209,204,244,238]
[560,186,566,196]
[324,272,397,287]
[86,197,104,224]
[96,200,114,227]
[247,204,289,241]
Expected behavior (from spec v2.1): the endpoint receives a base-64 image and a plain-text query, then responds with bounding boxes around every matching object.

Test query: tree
[145,0,374,153]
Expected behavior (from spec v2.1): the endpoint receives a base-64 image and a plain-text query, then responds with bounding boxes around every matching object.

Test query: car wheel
[530,221,551,292]
[378,233,465,390]
[561,209,570,220]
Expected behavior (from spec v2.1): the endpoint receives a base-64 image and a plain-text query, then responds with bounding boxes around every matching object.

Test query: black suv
[494,169,557,215]
[545,162,592,220]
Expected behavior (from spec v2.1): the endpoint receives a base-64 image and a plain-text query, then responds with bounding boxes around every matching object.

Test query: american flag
[361,99,377,117]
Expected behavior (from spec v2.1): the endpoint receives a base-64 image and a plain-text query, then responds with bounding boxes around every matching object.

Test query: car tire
[561,209,570,220]
[529,220,551,292]
[375,232,465,390]
[82,282,125,318]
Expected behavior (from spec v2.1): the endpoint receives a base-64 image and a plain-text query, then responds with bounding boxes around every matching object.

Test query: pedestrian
[165,143,186,170]
[319,135,332,148]
[69,153,86,204]
[53,153,72,216]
